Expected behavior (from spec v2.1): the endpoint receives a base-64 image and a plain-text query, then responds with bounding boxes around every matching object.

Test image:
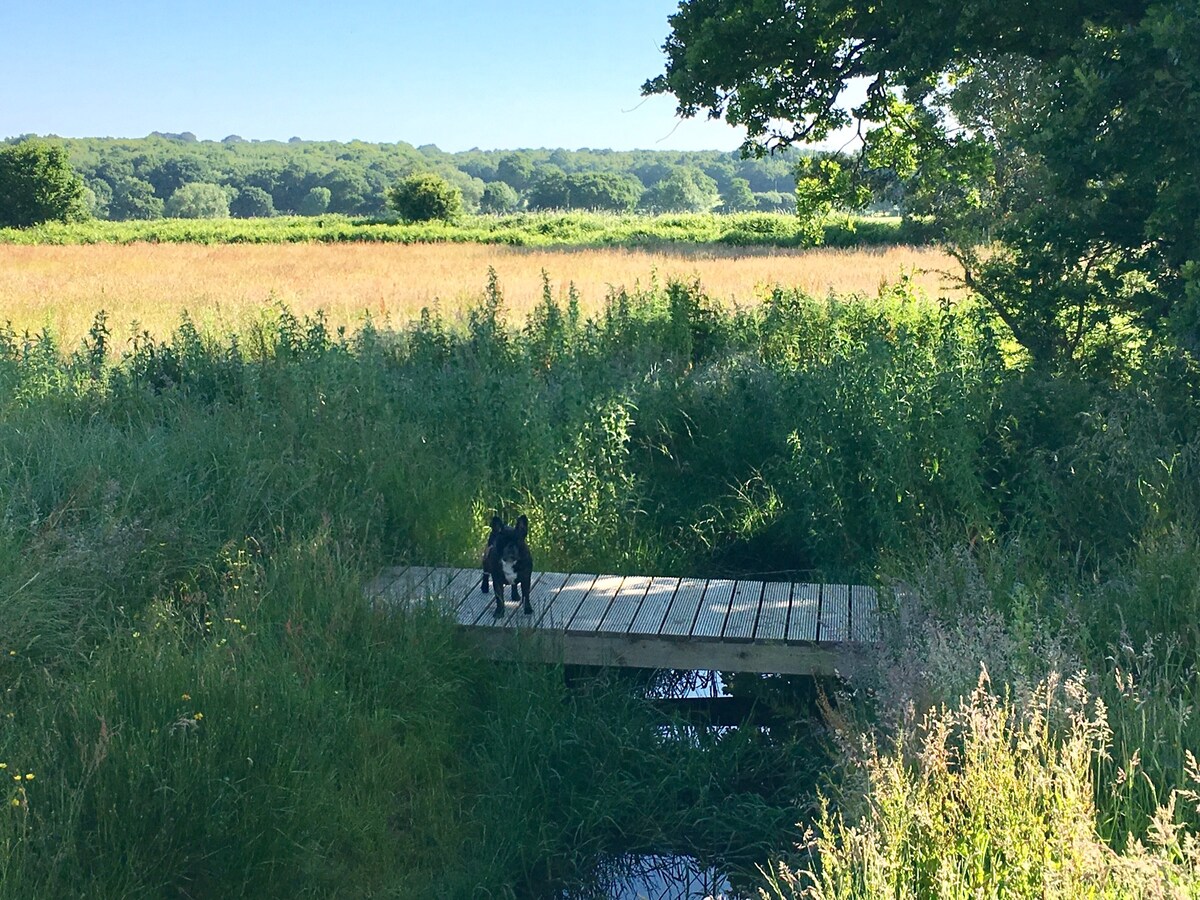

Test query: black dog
[481,515,534,617]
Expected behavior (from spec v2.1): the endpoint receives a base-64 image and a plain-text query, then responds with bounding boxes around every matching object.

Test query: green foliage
[387,172,463,223]
[479,180,519,213]
[765,673,1200,899]
[163,182,231,219]
[0,210,904,249]
[296,185,331,216]
[37,134,882,229]
[229,185,275,218]
[641,166,720,213]
[720,175,756,212]
[0,140,88,228]
[1,274,1200,893]
[108,176,163,221]
[645,0,1200,368]
[524,171,645,212]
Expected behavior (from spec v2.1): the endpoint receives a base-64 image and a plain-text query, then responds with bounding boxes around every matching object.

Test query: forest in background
[2,132,886,221]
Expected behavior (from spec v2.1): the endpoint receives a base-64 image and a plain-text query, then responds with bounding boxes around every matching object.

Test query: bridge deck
[367,566,880,676]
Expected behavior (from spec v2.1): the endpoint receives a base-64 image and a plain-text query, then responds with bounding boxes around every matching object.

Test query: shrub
[387,172,463,223]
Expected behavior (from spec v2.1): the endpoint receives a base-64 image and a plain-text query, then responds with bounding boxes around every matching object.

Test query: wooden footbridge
[367,565,881,676]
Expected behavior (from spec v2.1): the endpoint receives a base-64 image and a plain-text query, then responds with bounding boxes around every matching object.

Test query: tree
[387,172,463,222]
[640,167,719,213]
[297,186,331,216]
[147,157,209,198]
[230,186,275,218]
[0,140,88,227]
[526,167,570,210]
[479,181,520,214]
[109,177,163,221]
[645,0,1200,365]
[720,176,755,212]
[165,182,231,219]
[566,172,644,212]
[496,153,536,192]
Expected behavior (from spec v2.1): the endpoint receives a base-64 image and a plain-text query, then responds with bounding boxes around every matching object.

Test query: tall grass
[1,270,1198,895]
[0,240,957,347]
[762,671,1200,899]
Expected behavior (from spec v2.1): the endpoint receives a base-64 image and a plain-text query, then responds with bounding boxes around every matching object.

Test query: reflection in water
[559,668,792,900]
[607,854,735,900]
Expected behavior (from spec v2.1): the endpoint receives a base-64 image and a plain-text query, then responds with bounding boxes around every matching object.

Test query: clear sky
[0,0,752,152]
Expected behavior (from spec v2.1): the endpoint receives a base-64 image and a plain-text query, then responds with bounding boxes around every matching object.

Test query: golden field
[0,242,958,345]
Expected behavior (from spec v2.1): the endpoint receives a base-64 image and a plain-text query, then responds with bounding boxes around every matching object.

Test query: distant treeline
[6,132,899,221]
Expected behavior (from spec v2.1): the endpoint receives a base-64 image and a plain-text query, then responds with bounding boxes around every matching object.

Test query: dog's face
[489,515,529,581]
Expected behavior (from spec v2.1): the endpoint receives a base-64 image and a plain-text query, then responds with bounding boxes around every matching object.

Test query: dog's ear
[490,515,504,533]
[515,515,528,539]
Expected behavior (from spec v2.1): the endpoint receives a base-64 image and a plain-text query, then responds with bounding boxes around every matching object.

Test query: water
[611,672,743,900]
[610,854,736,899]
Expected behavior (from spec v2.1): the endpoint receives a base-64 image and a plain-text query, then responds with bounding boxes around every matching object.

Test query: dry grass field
[0,241,958,345]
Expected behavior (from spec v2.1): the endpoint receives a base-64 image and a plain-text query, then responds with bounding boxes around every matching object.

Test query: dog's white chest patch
[501,560,518,581]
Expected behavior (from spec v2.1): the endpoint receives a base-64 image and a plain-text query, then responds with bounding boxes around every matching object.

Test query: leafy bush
[387,172,463,223]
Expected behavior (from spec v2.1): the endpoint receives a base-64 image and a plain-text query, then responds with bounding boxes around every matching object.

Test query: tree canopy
[0,140,88,228]
[646,0,1200,366]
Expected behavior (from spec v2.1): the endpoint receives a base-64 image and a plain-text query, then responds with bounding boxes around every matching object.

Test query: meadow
[1,240,1199,896]
[0,240,953,346]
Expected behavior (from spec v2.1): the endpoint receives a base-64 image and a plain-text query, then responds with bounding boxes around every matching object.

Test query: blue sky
[1,0,751,151]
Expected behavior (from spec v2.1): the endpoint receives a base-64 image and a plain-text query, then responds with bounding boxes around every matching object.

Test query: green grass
[1,275,1199,896]
[0,210,906,248]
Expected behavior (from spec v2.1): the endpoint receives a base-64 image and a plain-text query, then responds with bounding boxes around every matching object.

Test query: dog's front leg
[520,575,533,615]
[494,574,506,618]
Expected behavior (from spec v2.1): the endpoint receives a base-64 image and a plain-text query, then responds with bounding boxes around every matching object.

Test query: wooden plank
[497,570,550,627]
[444,567,488,612]
[567,574,625,634]
[723,580,763,642]
[754,581,790,641]
[421,567,472,606]
[515,571,570,627]
[404,567,477,612]
[464,627,860,677]
[597,575,653,634]
[850,584,879,642]
[535,573,597,631]
[820,583,850,643]
[787,583,820,642]
[628,577,679,635]
[457,569,515,626]
[691,579,735,640]
[363,566,403,599]
[367,565,440,608]
[659,577,706,638]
